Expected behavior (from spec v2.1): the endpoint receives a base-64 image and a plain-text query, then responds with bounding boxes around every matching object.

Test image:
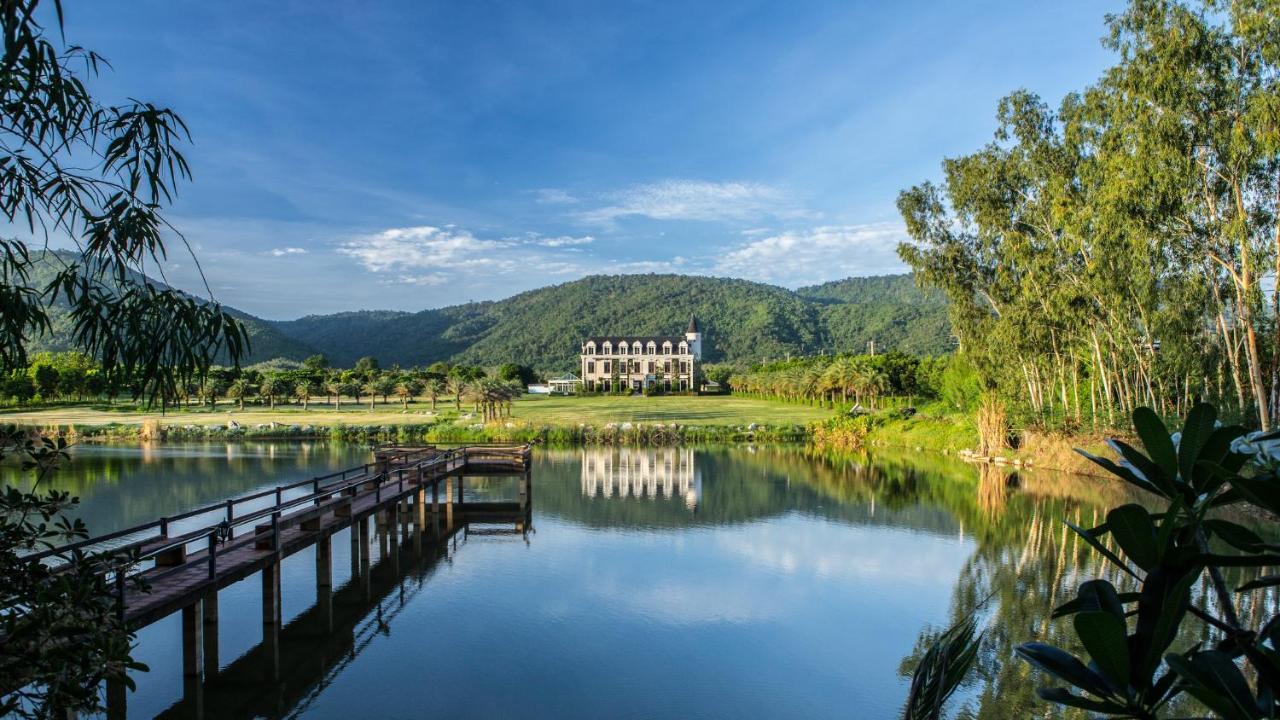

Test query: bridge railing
[18,444,529,616]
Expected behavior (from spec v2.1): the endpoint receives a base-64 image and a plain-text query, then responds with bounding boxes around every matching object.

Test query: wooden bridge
[24,444,534,719]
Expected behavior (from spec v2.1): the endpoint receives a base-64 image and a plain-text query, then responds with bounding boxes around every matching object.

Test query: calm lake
[4,442,1143,719]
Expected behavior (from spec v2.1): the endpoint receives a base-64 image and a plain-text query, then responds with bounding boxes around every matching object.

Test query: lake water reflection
[2,442,1148,719]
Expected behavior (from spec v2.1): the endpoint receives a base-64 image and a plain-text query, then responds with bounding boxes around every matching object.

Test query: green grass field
[0,394,832,429]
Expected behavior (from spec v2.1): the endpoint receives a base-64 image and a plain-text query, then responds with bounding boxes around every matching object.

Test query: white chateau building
[579,316,703,392]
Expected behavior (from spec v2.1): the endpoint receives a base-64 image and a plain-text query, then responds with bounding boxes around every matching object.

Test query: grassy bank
[0,394,828,445]
[810,402,1116,476]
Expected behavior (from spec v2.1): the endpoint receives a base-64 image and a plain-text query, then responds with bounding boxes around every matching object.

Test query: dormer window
[619,341,630,355]
[679,342,688,354]
[646,341,656,355]
[602,342,613,355]
[585,342,596,355]
[662,341,673,354]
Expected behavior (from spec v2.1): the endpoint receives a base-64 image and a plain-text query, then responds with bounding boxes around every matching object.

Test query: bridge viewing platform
[21,444,534,717]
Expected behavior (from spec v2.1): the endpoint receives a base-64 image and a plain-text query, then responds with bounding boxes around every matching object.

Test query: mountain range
[24,253,952,370]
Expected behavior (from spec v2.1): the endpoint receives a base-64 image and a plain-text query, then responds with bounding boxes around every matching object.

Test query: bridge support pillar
[316,534,333,633]
[445,478,454,527]
[262,562,281,680]
[519,472,530,511]
[203,590,219,677]
[358,517,372,601]
[181,599,204,680]
[349,521,361,579]
[431,479,440,514]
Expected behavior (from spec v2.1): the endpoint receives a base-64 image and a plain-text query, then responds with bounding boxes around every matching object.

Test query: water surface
[2,442,1171,719]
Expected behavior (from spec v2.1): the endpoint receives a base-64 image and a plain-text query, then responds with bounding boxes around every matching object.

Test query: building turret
[685,314,702,360]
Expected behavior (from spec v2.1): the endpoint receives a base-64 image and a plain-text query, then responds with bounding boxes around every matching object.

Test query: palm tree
[259,377,287,410]
[294,380,317,411]
[425,377,444,410]
[372,376,396,405]
[395,379,423,409]
[340,381,362,408]
[199,378,226,408]
[227,379,251,411]
[446,376,467,411]
[326,380,343,409]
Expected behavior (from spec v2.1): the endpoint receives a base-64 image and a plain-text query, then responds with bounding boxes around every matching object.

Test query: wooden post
[316,534,333,634]
[445,477,454,527]
[202,590,219,678]
[182,599,204,680]
[349,521,361,579]
[358,517,372,601]
[431,478,440,514]
[262,562,281,680]
[316,534,332,591]
[415,487,426,528]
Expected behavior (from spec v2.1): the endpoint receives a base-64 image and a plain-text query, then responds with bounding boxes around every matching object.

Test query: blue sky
[66,0,1120,319]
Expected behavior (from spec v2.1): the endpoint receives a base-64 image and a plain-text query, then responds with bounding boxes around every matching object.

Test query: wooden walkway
[26,444,532,628]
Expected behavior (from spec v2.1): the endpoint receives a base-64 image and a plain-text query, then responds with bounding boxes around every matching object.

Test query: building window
[585,343,595,355]
[587,361,595,374]
[647,361,655,373]
[646,342,656,354]
[618,341,628,355]
[662,341,672,354]
[603,342,612,355]
[679,342,688,354]
[602,360,611,373]
[664,360,672,373]
[632,361,641,373]
[587,380,596,391]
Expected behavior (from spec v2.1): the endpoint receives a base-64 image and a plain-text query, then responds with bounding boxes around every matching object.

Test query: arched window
[602,342,613,355]
[646,341,656,355]
[618,341,629,355]
[662,341,673,354]
[585,342,596,355]
[679,342,688,354]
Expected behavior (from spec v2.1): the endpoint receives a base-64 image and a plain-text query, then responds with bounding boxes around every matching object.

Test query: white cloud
[533,188,579,205]
[337,225,511,274]
[714,223,910,287]
[535,234,594,247]
[268,247,308,256]
[577,179,783,227]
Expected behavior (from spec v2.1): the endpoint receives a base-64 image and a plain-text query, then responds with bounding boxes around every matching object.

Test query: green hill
[273,273,952,369]
[18,253,951,370]
[21,251,320,364]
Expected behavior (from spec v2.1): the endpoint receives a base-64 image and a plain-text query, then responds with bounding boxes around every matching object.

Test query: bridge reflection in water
[580,448,701,510]
[153,482,532,720]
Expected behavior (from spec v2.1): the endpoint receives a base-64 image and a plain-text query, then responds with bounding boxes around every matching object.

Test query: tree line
[2,352,536,417]
[728,351,962,409]
[898,0,1280,430]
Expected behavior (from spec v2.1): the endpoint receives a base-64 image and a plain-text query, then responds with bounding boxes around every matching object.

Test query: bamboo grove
[897,1,1280,429]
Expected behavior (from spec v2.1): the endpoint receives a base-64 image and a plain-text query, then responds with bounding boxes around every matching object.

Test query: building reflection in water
[580,448,701,510]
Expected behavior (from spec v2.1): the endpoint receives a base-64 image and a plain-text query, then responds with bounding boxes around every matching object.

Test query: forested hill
[21,251,319,364]
[272,273,952,369]
[20,254,951,369]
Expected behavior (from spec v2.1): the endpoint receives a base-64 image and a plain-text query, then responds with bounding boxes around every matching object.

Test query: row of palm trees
[180,375,524,416]
[733,356,892,409]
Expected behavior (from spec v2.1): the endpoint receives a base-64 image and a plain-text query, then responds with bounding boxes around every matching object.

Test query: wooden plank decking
[28,444,532,629]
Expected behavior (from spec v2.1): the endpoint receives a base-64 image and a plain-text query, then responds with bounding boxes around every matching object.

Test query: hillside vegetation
[21,253,951,370]
[275,273,951,369]
[21,251,319,364]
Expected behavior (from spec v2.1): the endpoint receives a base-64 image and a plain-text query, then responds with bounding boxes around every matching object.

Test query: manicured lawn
[0,394,831,428]
[509,394,830,425]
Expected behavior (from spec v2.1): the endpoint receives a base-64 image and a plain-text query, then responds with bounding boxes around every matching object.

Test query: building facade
[579,316,702,392]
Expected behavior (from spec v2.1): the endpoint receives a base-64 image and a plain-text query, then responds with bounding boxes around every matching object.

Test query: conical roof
[686,315,699,334]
